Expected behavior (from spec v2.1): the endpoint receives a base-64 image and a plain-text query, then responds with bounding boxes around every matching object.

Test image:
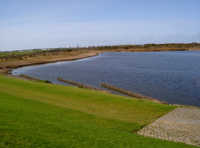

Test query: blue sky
[0,0,200,51]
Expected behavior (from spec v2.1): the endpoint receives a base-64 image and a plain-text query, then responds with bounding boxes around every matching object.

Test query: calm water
[12,51,200,106]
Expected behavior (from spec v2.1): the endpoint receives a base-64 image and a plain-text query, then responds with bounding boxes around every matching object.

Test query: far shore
[1,43,200,75]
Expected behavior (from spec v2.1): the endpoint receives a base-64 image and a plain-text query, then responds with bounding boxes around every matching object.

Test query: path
[138,107,200,147]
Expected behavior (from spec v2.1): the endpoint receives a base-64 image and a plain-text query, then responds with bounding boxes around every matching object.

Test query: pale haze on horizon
[0,0,200,51]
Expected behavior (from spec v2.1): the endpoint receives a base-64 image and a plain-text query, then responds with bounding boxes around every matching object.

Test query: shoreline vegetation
[0,43,200,75]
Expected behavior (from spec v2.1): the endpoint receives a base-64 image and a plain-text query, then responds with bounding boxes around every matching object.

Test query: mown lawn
[0,75,196,148]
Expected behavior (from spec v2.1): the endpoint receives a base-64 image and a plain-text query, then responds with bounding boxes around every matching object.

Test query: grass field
[0,75,197,148]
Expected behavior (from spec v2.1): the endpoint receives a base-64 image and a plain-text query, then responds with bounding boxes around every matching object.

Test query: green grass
[0,75,196,148]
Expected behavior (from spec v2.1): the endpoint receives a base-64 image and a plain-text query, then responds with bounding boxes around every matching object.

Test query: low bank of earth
[0,74,198,148]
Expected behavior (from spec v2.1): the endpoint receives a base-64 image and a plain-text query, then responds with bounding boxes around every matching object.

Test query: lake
[12,51,200,106]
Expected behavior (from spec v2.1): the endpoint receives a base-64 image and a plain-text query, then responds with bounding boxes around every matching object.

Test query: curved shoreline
[0,51,100,75]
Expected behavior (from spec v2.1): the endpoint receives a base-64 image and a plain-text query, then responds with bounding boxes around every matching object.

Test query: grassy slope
[0,75,196,148]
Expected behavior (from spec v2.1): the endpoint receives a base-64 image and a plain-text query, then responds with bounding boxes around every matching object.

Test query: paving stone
[138,107,200,147]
